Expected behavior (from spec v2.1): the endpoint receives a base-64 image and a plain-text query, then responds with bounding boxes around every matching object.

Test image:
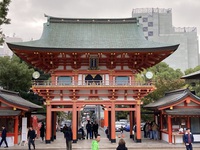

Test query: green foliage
[0,0,11,44]
[0,55,34,92]
[139,62,185,121]
[142,62,185,102]
[185,65,200,75]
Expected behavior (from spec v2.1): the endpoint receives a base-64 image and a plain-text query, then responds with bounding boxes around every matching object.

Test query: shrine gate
[7,15,179,143]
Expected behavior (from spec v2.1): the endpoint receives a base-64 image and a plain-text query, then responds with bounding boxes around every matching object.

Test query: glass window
[143,17,148,22]
[148,31,153,36]
[58,76,72,85]
[89,57,99,70]
[191,117,200,133]
[148,22,153,27]
[143,27,148,32]
[115,76,129,85]
[0,118,14,132]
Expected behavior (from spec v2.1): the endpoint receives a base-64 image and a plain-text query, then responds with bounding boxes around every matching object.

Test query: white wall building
[132,8,199,72]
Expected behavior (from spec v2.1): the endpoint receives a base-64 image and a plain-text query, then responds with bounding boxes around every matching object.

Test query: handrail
[32,80,153,87]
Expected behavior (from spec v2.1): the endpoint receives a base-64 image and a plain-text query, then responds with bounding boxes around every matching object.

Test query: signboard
[21,117,27,141]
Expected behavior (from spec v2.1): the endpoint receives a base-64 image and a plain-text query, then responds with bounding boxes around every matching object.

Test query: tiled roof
[7,15,178,50]
[0,89,42,109]
[165,109,200,115]
[144,89,200,109]
[181,70,200,79]
[0,110,21,116]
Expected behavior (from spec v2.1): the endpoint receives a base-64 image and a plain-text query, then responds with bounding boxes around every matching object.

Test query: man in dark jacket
[0,126,8,148]
[183,128,194,150]
[65,126,73,150]
[86,120,92,139]
[27,126,36,150]
[93,121,99,138]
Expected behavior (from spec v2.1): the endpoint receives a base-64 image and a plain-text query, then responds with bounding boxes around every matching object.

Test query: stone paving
[1,128,200,150]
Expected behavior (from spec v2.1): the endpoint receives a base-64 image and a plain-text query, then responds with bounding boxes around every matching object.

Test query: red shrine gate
[7,15,179,143]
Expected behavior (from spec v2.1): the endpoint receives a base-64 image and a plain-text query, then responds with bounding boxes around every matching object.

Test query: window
[191,117,200,133]
[58,76,72,85]
[148,31,153,36]
[143,27,148,32]
[89,56,99,70]
[148,22,153,27]
[115,76,129,85]
[143,17,148,22]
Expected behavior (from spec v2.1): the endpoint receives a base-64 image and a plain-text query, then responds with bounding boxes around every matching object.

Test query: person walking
[152,122,158,140]
[40,122,45,142]
[116,138,128,150]
[91,134,100,150]
[183,128,194,150]
[93,121,99,138]
[65,126,73,150]
[27,126,36,150]
[0,126,8,148]
[143,121,148,138]
[91,122,94,139]
[86,120,92,139]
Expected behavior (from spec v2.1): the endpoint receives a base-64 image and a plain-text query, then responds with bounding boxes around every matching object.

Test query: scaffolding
[132,8,172,14]
[173,27,197,33]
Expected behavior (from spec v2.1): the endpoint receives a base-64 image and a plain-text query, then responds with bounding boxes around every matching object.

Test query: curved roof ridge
[165,88,187,96]
[0,88,19,95]
[0,90,42,109]
[144,89,198,109]
[44,14,139,23]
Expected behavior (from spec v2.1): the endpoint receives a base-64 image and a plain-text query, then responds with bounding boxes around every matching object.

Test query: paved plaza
[2,127,200,150]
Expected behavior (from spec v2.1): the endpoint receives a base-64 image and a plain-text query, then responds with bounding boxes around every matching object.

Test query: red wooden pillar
[72,103,77,143]
[160,112,163,140]
[135,101,141,142]
[53,112,57,139]
[129,107,133,138]
[110,102,116,143]
[14,116,19,144]
[187,116,190,129]
[104,109,108,127]
[46,104,52,143]
[167,115,172,143]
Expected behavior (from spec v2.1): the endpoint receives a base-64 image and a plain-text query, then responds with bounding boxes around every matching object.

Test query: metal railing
[32,80,153,87]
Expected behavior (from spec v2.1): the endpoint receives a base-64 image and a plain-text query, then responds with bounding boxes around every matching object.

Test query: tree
[0,55,34,92]
[139,62,185,121]
[0,0,11,44]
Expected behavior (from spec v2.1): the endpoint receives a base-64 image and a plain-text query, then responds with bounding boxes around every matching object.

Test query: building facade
[132,8,199,72]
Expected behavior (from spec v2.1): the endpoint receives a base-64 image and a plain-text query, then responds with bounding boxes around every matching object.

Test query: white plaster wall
[194,134,200,142]
[78,74,83,85]
[52,97,61,101]
[162,132,169,143]
[172,134,183,143]
[0,136,14,146]
[105,74,109,85]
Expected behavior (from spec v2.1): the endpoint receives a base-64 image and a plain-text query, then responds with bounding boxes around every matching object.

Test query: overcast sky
[2,0,200,41]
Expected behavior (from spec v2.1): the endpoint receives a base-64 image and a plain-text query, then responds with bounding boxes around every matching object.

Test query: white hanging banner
[21,117,27,141]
